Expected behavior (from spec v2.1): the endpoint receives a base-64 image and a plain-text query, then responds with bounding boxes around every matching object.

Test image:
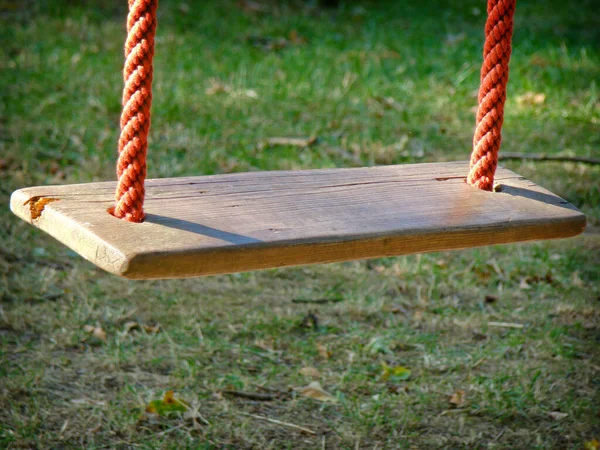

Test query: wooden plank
[9,162,586,279]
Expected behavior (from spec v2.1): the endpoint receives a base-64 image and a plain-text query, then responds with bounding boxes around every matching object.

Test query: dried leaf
[585,440,600,450]
[548,411,568,421]
[93,327,107,341]
[366,337,392,355]
[146,390,189,416]
[298,382,337,403]
[143,323,161,334]
[516,92,546,106]
[124,321,139,333]
[299,367,321,378]
[238,0,268,13]
[124,321,160,334]
[316,343,331,360]
[519,278,531,290]
[380,362,411,382]
[254,339,275,351]
[205,78,230,95]
[380,49,401,59]
[449,389,466,407]
[83,325,106,342]
[572,271,584,287]
[472,332,488,342]
[288,30,306,45]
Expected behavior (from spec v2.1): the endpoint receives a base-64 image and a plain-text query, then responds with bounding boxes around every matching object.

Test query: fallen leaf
[143,323,161,334]
[366,337,393,355]
[383,304,409,315]
[205,78,231,95]
[299,367,321,378]
[288,30,306,45]
[484,295,498,304]
[380,49,401,59]
[548,411,568,421]
[124,321,139,333]
[380,362,411,382]
[146,390,189,416]
[472,331,488,342]
[516,91,546,106]
[254,339,275,351]
[585,439,600,450]
[519,278,531,290]
[298,382,337,403]
[238,0,268,13]
[316,343,331,360]
[572,271,584,287]
[124,321,160,334]
[83,325,106,342]
[449,389,466,407]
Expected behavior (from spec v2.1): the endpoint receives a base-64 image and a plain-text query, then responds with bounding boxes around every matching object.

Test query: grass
[1,0,599,448]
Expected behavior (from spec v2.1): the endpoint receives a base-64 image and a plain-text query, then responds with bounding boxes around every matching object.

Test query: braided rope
[467,0,516,191]
[114,0,158,222]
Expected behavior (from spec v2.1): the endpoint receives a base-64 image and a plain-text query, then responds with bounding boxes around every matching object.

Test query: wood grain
[10,162,586,279]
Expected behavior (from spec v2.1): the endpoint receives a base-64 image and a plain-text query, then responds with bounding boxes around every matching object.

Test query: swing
[9,0,586,279]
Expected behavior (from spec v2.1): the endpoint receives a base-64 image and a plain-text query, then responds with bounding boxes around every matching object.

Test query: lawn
[1,1,599,448]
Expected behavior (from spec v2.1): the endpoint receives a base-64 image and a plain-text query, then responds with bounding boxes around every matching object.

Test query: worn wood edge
[124,214,586,279]
[9,188,130,275]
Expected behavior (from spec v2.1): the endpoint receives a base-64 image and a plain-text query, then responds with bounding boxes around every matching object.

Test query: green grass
[1,1,599,448]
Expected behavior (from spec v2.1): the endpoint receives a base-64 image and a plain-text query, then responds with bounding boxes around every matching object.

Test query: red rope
[114,0,158,222]
[467,0,516,191]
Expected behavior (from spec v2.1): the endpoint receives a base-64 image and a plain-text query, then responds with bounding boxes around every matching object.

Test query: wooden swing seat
[10,161,586,279]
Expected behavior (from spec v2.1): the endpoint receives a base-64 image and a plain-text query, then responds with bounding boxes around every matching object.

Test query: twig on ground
[292,298,344,304]
[155,423,185,436]
[222,390,278,401]
[499,153,600,165]
[488,321,525,329]
[240,412,316,435]
[471,357,486,368]
[262,136,318,148]
[440,408,467,416]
